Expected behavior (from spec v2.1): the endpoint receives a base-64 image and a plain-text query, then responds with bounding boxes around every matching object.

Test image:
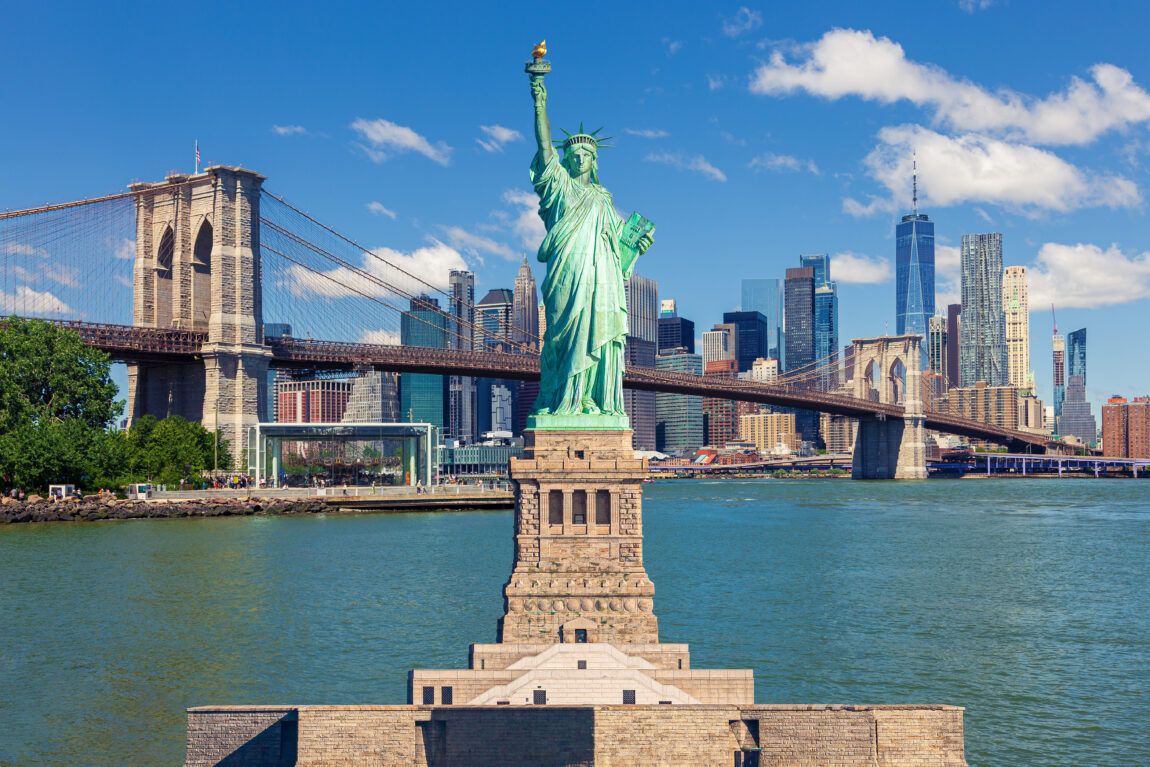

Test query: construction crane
[1051,303,1058,335]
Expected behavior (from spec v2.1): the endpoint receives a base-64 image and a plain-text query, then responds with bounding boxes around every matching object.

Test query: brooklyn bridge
[0,166,1060,479]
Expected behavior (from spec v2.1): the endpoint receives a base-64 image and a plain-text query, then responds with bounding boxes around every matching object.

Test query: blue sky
[3,0,1149,416]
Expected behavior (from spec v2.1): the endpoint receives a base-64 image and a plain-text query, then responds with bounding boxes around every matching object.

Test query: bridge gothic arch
[849,334,927,480]
[154,225,174,328]
[192,218,212,330]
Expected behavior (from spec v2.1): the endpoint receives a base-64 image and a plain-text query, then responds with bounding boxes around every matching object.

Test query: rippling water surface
[1,478,1147,766]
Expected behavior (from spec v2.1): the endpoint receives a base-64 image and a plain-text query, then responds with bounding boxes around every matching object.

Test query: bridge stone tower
[126,167,271,464]
[849,334,928,480]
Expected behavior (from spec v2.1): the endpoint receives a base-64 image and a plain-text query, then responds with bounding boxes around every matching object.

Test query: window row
[546,489,612,526]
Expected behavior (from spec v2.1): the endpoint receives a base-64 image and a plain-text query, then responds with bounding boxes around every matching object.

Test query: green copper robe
[530,150,635,416]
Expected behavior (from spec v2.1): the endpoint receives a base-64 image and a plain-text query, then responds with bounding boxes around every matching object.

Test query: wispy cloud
[707,75,725,91]
[625,128,669,139]
[0,286,73,315]
[350,118,452,166]
[662,37,683,55]
[722,7,763,37]
[476,124,524,153]
[749,152,820,175]
[284,240,467,300]
[272,125,309,136]
[958,0,994,11]
[366,201,397,219]
[360,328,400,346]
[830,252,893,284]
[114,238,134,260]
[442,226,518,262]
[502,189,546,251]
[645,152,727,182]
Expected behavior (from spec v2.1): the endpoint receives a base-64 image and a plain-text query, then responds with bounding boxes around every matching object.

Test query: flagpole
[195,140,200,174]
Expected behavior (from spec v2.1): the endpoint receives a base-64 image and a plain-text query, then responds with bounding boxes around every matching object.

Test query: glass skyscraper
[740,278,784,367]
[784,267,815,375]
[801,254,838,379]
[400,295,447,428]
[1067,327,1087,386]
[958,233,1007,387]
[721,311,770,373]
[895,212,936,340]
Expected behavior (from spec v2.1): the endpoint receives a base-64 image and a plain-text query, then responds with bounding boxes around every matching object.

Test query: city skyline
[2,2,1148,418]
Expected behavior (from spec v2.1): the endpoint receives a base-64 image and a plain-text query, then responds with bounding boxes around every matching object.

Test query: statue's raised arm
[531,76,554,164]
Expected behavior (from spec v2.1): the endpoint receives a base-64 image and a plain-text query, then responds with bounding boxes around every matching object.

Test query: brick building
[1103,396,1150,458]
[275,379,352,423]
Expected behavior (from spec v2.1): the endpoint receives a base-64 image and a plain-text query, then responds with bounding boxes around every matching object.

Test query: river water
[0,478,1147,766]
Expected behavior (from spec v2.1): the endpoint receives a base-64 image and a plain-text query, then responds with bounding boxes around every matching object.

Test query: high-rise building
[1059,374,1096,444]
[657,310,695,355]
[819,413,857,454]
[946,304,961,389]
[813,284,839,380]
[740,278,785,365]
[624,336,656,451]
[1067,327,1087,386]
[1003,266,1031,391]
[1103,396,1150,458]
[895,211,935,342]
[654,351,703,452]
[750,357,779,383]
[702,359,740,447]
[1052,334,1066,424]
[720,311,769,373]
[512,256,540,351]
[476,288,514,352]
[928,315,948,378]
[659,299,677,317]
[799,253,830,287]
[959,233,1007,387]
[701,325,736,366]
[448,270,477,444]
[784,267,815,375]
[276,379,352,423]
[943,381,1019,432]
[739,412,798,454]
[400,295,448,428]
[342,370,400,423]
[625,274,658,344]
[537,303,547,343]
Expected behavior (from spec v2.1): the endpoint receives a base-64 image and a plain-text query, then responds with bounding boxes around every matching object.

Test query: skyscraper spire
[912,150,918,215]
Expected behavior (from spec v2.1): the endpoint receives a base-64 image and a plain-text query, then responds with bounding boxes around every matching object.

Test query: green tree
[0,318,122,488]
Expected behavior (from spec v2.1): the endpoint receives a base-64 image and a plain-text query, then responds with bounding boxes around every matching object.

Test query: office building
[655,351,703,452]
[1003,266,1031,391]
[799,253,830,287]
[657,309,695,355]
[1103,396,1150,458]
[1052,333,1066,424]
[740,278,785,365]
[943,381,1019,431]
[895,210,935,343]
[739,412,799,454]
[448,270,477,444]
[813,284,839,381]
[1067,327,1087,386]
[946,304,961,389]
[625,274,659,344]
[701,326,736,366]
[275,379,352,423]
[1059,374,1096,444]
[512,257,540,352]
[750,357,779,383]
[819,413,857,454]
[624,336,657,451]
[928,315,948,378]
[702,359,740,447]
[400,295,448,428]
[720,311,769,373]
[476,288,514,352]
[342,370,400,423]
[784,267,815,374]
[659,299,677,317]
[959,233,1007,387]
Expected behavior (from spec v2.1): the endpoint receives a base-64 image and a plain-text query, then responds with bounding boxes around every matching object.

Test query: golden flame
[532,40,547,59]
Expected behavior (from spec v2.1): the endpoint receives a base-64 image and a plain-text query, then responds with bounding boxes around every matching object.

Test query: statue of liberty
[527,48,655,424]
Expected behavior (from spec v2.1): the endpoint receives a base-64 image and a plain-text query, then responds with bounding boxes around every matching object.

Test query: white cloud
[114,238,135,260]
[476,124,524,153]
[442,226,518,261]
[1027,242,1150,309]
[502,189,546,251]
[359,328,400,346]
[749,152,820,174]
[662,37,683,55]
[722,7,763,37]
[751,28,1150,146]
[935,244,961,306]
[2,242,49,258]
[350,118,452,166]
[114,274,132,287]
[830,252,893,284]
[0,285,73,315]
[625,128,669,139]
[707,75,724,91]
[958,0,994,11]
[645,152,727,182]
[845,124,1140,216]
[367,201,397,219]
[973,207,994,223]
[284,240,467,301]
[272,125,309,136]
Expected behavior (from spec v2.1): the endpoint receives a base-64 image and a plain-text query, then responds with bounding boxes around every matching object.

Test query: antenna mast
[912,150,918,215]
[1051,303,1058,335]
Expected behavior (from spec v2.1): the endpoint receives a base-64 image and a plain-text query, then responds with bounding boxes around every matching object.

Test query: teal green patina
[525,54,654,429]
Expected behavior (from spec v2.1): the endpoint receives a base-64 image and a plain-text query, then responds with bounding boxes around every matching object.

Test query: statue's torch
[525,40,550,79]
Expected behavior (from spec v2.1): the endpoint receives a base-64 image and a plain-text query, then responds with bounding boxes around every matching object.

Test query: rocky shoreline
[0,495,330,524]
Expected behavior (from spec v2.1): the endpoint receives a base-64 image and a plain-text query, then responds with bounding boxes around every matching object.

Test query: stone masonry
[127,167,271,460]
[850,334,928,480]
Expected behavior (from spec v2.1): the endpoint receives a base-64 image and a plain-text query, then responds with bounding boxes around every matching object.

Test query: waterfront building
[1059,374,1096,444]
[739,412,798,454]
[928,315,948,377]
[400,295,448,429]
[624,336,657,451]
[512,256,540,351]
[720,311,769,373]
[895,206,935,344]
[1003,266,1031,391]
[819,413,857,454]
[1052,333,1066,425]
[959,233,1007,387]
[1103,396,1150,458]
[477,288,514,352]
[943,381,1019,431]
[275,379,352,423]
[750,357,779,383]
[740,278,785,365]
[702,359,740,447]
[701,324,736,366]
[946,304,961,389]
[625,273,658,344]
[1067,327,1087,386]
[448,270,477,444]
[655,351,703,452]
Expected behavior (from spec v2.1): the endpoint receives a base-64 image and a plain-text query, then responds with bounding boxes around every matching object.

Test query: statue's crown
[555,123,613,152]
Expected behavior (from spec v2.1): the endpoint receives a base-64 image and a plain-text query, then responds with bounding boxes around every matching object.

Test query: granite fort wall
[186,703,966,766]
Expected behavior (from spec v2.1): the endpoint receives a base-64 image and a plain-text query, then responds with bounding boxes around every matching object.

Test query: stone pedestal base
[498,429,659,645]
[852,415,928,480]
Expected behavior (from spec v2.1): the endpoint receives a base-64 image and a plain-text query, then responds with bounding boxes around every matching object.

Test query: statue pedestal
[497,428,658,645]
[525,413,630,431]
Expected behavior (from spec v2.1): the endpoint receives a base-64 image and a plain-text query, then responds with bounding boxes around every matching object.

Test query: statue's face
[565,146,595,178]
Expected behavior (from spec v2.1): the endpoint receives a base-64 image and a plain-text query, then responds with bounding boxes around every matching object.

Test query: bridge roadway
[43,319,1055,453]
